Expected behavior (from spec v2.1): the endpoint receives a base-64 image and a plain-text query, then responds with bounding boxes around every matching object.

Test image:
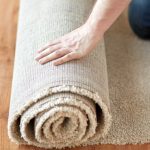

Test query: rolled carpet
[8,0,112,149]
[8,0,150,149]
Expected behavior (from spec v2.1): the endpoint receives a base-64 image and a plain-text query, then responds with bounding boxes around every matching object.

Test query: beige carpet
[8,0,150,149]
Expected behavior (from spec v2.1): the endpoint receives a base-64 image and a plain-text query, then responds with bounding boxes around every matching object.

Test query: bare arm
[35,0,131,66]
[86,0,131,34]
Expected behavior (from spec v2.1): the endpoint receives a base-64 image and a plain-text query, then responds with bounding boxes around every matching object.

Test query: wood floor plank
[0,0,149,149]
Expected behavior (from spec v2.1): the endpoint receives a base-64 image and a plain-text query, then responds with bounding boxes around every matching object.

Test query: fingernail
[35,55,40,60]
[37,50,41,53]
[39,60,44,64]
[53,62,59,66]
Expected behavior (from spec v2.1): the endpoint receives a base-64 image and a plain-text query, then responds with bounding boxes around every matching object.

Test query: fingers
[35,44,62,60]
[38,49,71,65]
[35,33,83,65]
[53,52,81,66]
[37,39,61,53]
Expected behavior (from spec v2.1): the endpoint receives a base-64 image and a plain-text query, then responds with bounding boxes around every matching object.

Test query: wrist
[85,16,108,36]
[84,20,105,38]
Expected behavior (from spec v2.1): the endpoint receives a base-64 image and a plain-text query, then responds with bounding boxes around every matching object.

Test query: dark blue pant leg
[128,0,150,39]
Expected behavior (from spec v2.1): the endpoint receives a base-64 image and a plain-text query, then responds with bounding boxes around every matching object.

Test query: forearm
[86,0,131,34]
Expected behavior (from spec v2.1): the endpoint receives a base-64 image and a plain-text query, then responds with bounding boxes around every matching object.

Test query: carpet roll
[8,0,112,149]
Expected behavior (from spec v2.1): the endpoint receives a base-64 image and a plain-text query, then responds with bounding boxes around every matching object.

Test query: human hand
[35,23,103,66]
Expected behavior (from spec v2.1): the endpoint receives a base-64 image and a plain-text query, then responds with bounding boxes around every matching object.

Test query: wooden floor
[0,0,149,150]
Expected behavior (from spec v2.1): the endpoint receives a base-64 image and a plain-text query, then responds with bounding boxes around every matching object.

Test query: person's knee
[128,0,150,39]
